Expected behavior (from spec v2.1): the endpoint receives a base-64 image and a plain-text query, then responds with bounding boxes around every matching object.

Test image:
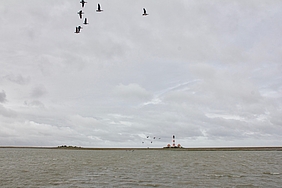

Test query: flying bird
[142,8,148,16]
[74,27,80,33]
[77,26,83,31]
[83,18,89,25]
[96,4,103,12]
[75,26,82,34]
[80,0,87,8]
[78,10,84,19]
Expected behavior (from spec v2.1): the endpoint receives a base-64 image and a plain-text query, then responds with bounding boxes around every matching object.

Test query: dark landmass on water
[1,146,282,151]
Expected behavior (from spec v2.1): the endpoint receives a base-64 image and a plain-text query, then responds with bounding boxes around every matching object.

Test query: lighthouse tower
[172,135,176,147]
[164,135,182,148]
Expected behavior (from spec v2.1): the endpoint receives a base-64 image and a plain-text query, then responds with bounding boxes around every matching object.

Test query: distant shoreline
[1,146,282,151]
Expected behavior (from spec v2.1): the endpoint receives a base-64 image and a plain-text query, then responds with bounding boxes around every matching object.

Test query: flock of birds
[75,0,149,34]
[142,135,161,145]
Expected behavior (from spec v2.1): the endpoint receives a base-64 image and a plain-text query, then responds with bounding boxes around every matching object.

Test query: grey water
[0,148,281,187]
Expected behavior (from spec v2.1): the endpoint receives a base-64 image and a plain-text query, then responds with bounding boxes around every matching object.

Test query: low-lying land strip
[1,146,282,151]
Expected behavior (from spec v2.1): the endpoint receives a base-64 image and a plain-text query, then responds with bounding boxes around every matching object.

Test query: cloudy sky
[1,0,282,147]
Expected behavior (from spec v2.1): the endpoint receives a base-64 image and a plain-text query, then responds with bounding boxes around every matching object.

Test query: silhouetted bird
[78,10,84,19]
[74,27,80,33]
[146,136,149,138]
[96,4,103,12]
[142,8,148,16]
[75,26,82,34]
[80,0,87,8]
[77,26,83,31]
[83,18,89,25]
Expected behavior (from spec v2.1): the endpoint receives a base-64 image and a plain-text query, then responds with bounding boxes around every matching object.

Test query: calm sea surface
[0,148,281,188]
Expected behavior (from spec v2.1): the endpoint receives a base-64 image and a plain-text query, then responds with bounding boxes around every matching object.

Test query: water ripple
[0,149,281,187]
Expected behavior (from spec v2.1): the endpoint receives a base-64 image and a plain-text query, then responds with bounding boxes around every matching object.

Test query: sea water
[0,148,281,187]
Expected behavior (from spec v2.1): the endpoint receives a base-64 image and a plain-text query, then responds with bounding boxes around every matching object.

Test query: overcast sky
[1,0,282,148]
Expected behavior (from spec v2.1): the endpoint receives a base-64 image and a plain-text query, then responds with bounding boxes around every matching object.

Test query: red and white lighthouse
[172,135,176,147]
[165,135,182,148]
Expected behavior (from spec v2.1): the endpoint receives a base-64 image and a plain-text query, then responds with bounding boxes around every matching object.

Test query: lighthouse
[164,135,182,148]
[172,135,176,147]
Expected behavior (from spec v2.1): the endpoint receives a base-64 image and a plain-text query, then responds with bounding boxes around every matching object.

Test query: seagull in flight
[83,18,89,25]
[80,0,87,8]
[142,8,148,16]
[96,4,103,12]
[78,10,84,19]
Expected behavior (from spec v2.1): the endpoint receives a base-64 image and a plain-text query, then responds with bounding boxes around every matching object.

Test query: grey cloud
[0,105,17,118]
[3,74,30,85]
[24,100,45,108]
[0,90,7,103]
[114,83,153,102]
[31,86,48,98]
[0,0,282,147]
